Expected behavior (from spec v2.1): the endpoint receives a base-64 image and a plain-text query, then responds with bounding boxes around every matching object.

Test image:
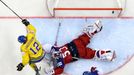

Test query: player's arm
[21,51,30,66]
[22,19,36,34]
[17,49,30,71]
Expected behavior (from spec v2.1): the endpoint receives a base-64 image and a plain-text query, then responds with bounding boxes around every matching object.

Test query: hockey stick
[46,0,62,46]
[54,22,61,46]
[0,0,23,20]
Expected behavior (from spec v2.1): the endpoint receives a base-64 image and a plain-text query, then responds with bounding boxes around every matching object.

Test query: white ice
[30,18,134,75]
[0,0,134,75]
[1,18,134,75]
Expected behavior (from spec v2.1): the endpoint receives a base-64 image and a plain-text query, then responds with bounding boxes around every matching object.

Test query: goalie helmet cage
[46,0,127,18]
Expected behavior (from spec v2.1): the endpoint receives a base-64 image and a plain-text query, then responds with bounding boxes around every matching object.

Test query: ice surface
[30,18,134,75]
[0,19,134,75]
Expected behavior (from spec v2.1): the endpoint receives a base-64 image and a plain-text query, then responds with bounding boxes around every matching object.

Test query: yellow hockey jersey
[20,24,44,66]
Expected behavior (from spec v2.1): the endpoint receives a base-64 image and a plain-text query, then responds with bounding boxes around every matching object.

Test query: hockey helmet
[51,46,62,59]
[18,35,27,43]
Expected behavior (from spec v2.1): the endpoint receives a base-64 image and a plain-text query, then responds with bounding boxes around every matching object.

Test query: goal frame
[46,0,126,18]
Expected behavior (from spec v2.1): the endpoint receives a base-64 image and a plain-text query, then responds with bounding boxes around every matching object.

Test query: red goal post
[46,0,126,18]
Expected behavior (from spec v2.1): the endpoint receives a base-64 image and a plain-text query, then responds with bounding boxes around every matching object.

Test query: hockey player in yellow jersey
[16,19,45,75]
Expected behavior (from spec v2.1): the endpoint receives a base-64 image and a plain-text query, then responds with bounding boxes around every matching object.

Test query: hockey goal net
[46,0,126,18]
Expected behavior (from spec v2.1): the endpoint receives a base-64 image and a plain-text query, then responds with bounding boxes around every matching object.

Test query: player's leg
[79,47,96,59]
[94,49,116,61]
[65,33,91,60]
[68,20,102,51]
[72,20,103,47]
[73,33,91,47]
[70,34,95,59]
[29,63,40,75]
[83,20,103,37]
[82,48,116,61]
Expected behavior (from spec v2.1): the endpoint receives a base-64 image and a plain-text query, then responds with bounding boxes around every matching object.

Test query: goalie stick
[54,22,61,46]
[0,0,23,20]
[46,0,62,46]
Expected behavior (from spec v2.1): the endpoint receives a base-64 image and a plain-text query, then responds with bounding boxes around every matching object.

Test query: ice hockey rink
[0,0,134,75]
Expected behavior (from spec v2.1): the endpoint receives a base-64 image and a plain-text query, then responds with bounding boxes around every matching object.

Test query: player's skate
[44,65,55,75]
[94,50,116,62]
[83,20,103,37]
[35,67,41,75]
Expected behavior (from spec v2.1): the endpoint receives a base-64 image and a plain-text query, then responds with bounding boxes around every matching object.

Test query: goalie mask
[51,46,62,59]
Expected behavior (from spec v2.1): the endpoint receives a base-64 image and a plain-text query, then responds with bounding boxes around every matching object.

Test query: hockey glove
[22,19,30,26]
[17,63,24,71]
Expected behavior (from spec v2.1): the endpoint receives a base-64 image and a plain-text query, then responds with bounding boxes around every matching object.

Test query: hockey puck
[112,11,114,14]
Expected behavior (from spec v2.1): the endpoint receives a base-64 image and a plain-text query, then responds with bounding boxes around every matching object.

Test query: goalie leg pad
[94,50,116,61]
[83,20,103,37]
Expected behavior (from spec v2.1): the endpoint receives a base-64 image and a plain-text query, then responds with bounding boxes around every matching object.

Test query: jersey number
[59,47,70,58]
[30,42,40,54]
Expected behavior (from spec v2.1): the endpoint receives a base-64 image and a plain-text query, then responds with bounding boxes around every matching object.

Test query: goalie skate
[94,50,116,62]
[83,20,103,37]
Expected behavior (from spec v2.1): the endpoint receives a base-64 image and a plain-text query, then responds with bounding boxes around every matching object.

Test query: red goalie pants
[73,33,96,59]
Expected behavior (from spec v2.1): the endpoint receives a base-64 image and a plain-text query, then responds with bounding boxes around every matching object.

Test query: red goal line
[54,8,123,10]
